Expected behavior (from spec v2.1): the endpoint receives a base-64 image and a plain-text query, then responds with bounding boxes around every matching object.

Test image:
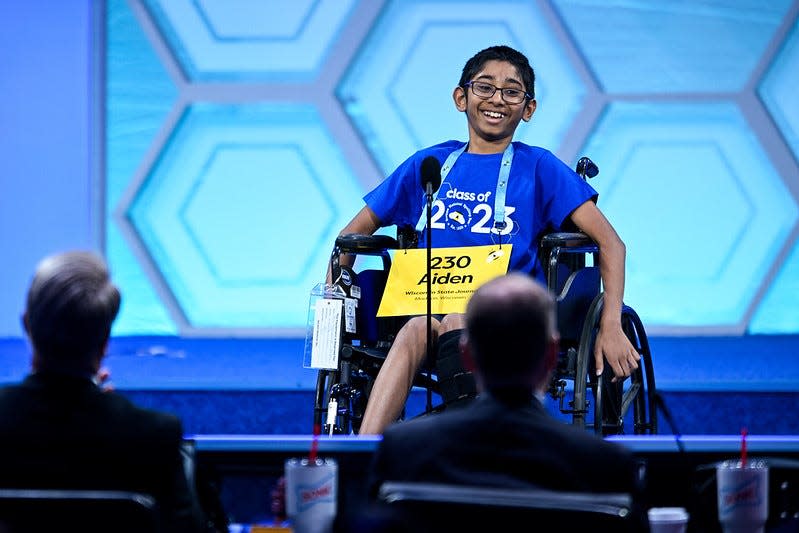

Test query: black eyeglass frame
[463,81,533,103]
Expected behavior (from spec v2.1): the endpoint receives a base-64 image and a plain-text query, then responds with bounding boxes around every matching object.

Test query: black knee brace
[435,329,476,406]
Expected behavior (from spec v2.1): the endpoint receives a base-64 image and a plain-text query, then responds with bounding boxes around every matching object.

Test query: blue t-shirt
[364,140,598,283]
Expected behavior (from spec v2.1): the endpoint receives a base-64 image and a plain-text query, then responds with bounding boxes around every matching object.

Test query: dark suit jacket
[0,372,207,532]
[367,393,649,531]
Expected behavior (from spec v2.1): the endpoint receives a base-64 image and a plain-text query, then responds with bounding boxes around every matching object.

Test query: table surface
[190,433,799,453]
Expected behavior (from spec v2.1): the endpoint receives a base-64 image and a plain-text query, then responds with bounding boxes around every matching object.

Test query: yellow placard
[377,245,512,317]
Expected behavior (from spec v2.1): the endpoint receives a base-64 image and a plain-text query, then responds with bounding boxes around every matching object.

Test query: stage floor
[2,335,798,392]
[2,335,798,436]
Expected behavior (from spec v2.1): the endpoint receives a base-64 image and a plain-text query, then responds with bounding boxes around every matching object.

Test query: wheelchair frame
[541,232,658,434]
[312,234,440,435]
[312,157,658,436]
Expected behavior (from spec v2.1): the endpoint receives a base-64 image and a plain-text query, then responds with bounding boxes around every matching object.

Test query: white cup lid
[648,507,689,522]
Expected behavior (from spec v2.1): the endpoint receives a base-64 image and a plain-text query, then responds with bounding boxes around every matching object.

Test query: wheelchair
[311,157,658,436]
[311,229,451,435]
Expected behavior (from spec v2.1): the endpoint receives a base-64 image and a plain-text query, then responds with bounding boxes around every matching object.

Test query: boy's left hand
[594,326,640,382]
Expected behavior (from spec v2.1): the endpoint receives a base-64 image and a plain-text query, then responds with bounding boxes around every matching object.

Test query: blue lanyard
[415,142,514,232]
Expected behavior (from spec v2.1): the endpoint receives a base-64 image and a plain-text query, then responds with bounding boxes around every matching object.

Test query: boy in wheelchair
[334,45,640,435]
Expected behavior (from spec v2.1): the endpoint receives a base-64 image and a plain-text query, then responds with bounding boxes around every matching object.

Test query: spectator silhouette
[0,251,212,532]
[365,273,648,531]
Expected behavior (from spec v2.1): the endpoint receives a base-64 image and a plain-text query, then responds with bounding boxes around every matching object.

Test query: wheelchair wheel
[571,294,658,435]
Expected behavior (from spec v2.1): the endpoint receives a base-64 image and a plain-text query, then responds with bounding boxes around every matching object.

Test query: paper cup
[648,507,689,533]
[284,457,338,533]
[717,459,769,533]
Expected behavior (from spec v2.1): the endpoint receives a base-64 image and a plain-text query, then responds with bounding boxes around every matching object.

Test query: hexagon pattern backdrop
[106,0,799,337]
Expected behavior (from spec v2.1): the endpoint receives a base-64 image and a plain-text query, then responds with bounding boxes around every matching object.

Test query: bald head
[23,251,121,375]
[463,273,557,390]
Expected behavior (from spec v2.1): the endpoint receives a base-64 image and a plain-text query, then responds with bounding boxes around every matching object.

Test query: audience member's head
[460,273,558,393]
[22,251,120,376]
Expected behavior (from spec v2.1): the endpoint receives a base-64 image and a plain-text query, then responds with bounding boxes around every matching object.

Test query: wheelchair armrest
[540,232,596,250]
[335,233,399,254]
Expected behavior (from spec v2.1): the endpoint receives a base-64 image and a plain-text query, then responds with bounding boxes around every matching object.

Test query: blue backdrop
[104,0,799,337]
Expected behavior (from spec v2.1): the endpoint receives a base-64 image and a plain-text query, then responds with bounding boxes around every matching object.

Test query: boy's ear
[521,98,537,122]
[453,86,467,112]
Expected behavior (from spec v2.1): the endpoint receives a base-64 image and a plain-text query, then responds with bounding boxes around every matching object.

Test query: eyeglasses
[464,81,531,104]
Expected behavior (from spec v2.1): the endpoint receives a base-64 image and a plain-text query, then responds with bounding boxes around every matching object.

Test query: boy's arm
[341,205,382,237]
[569,200,641,381]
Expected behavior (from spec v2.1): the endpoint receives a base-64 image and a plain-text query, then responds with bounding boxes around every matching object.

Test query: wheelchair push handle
[576,156,599,180]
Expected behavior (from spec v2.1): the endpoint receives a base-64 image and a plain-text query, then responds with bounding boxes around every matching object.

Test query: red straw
[309,423,321,464]
[740,427,748,467]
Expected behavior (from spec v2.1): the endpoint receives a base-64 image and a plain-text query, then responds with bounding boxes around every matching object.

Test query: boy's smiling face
[453,59,536,154]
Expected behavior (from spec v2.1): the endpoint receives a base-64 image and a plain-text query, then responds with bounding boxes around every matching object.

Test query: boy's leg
[358,315,439,435]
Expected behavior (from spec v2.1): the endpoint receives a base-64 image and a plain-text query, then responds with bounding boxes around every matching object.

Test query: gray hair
[24,251,120,371]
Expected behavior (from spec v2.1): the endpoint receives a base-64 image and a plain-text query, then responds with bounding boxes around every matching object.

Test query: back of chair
[538,232,601,343]
[555,265,601,342]
[0,489,159,533]
[376,481,640,533]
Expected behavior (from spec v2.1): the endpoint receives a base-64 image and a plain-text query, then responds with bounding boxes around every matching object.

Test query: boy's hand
[594,325,640,382]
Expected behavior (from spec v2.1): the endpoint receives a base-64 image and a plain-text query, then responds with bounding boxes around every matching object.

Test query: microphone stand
[654,392,685,454]
[425,182,434,414]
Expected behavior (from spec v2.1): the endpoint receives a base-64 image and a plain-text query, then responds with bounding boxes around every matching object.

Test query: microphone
[419,155,441,415]
[420,156,442,194]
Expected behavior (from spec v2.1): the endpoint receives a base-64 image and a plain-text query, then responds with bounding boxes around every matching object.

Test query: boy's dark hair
[459,45,536,99]
[24,251,121,372]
